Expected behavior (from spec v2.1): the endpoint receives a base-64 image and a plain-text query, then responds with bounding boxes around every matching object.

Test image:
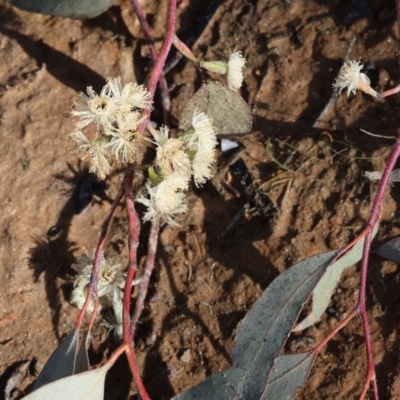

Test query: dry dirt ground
[1,0,400,399]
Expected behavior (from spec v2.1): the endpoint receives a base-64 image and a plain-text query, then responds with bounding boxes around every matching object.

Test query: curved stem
[313,309,357,355]
[126,346,150,400]
[310,133,400,400]
[355,133,400,399]
[75,178,125,328]
[122,166,139,343]
[122,165,150,399]
[130,219,160,341]
[139,0,177,133]
[131,0,171,125]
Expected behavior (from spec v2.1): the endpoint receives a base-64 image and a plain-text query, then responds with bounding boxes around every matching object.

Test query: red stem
[122,166,139,343]
[130,219,160,341]
[122,165,151,399]
[107,343,128,366]
[131,0,171,125]
[397,0,400,76]
[380,84,400,98]
[139,0,177,133]
[75,179,125,328]
[126,346,150,400]
[313,309,357,354]
[356,133,400,399]
[173,34,199,62]
[311,134,400,399]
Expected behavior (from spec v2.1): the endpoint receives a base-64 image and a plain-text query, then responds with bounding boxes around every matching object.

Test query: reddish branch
[130,219,160,341]
[121,166,151,400]
[312,132,400,400]
[356,133,400,399]
[139,0,177,133]
[121,1,177,396]
[131,0,171,125]
[75,179,125,328]
[122,166,139,343]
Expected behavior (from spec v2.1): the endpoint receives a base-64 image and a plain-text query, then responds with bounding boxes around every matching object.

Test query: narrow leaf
[231,250,337,399]
[373,236,400,264]
[74,331,90,374]
[33,329,79,391]
[170,367,244,400]
[294,224,378,332]
[21,364,109,400]
[179,80,252,137]
[6,0,115,18]
[261,352,316,400]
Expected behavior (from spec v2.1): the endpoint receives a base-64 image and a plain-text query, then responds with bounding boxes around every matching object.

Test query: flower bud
[201,60,228,75]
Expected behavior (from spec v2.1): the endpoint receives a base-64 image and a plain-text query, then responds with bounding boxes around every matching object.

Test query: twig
[311,131,400,400]
[75,177,125,328]
[360,128,396,140]
[122,166,150,399]
[130,219,160,341]
[357,132,400,400]
[139,0,177,134]
[380,84,400,98]
[131,0,171,125]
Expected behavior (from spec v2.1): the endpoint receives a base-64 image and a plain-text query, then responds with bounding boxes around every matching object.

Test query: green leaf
[6,0,115,18]
[75,331,90,374]
[179,80,252,137]
[373,236,400,264]
[21,364,109,400]
[33,329,79,391]
[231,250,337,399]
[293,224,378,332]
[170,367,244,400]
[261,353,316,400]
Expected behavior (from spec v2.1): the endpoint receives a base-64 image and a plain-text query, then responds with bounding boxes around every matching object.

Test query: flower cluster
[71,77,152,179]
[333,60,377,98]
[70,252,143,341]
[70,252,126,313]
[201,49,246,91]
[137,110,217,225]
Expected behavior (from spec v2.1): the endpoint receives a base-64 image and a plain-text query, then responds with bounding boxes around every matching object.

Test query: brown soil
[1,0,400,399]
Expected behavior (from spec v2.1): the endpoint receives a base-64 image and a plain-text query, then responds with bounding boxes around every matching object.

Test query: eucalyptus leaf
[179,80,252,137]
[75,331,90,374]
[6,0,115,18]
[33,329,79,391]
[293,224,378,332]
[170,250,337,400]
[373,236,400,264]
[261,353,316,400]
[21,364,109,400]
[170,367,244,400]
[231,250,337,400]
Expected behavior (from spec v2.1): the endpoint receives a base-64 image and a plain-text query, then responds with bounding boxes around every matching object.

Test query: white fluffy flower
[188,110,218,186]
[137,175,188,225]
[71,77,153,178]
[70,130,111,180]
[227,50,246,90]
[70,253,126,313]
[106,112,145,164]
[153,126,191,178]
[121,82,152,110]
[73,85,118,129]
[104,78,152,112]
[333,60,377,98]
